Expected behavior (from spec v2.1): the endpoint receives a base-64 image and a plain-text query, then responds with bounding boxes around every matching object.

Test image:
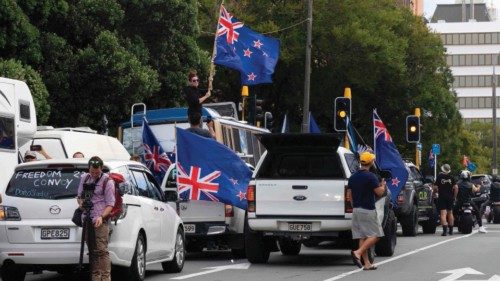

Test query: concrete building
[428,1,500,125]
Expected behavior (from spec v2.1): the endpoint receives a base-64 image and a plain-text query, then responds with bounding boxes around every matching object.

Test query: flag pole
[208,1,224,92]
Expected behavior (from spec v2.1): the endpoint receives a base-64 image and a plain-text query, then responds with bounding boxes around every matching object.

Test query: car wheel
[278,239,301,256]
[402,205,418,237]
[460,214,474,234]
[244,221,270,264]
[126,233,147,281]
[422,205,438,234]
[375,208,397,256]
[493,206,500,224]
[162,228,185,273]
[1,263,26,281]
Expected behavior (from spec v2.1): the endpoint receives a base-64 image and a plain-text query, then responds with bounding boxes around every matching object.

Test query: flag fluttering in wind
[373,110,409,203]
[214,5,280,85]
[309,112,321,133]
[176,128,251,210]
[142,120,172,183]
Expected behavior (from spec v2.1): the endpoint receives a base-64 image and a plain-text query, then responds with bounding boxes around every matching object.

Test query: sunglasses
[89,160,102,167]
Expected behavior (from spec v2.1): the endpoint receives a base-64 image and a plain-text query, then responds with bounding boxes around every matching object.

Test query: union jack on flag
[217,5,244,45]
[144,144,172,173]
[374,111,392,142]
[177,163,221,201]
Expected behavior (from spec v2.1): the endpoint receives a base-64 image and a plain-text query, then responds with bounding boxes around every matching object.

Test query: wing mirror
[164,190,178,202]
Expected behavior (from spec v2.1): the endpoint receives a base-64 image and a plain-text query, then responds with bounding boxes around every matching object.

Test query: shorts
[437,197,454,211]
[351,208,384,239]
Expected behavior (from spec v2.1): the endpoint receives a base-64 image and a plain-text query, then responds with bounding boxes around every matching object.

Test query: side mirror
[118,182,131,195]
[165,180,177,188]
[164,190,178,202]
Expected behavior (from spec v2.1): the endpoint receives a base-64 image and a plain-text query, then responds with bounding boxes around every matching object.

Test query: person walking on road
[347,151,386,270]
[183,70,211,118]
[455,170,487,233]
[433,164,458,236]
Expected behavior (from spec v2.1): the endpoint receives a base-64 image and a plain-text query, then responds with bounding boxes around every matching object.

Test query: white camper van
[0,77,37,192]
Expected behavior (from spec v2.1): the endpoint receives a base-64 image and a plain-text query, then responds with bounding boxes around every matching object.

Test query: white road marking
[171,262,250,280]
[322,231,478,281]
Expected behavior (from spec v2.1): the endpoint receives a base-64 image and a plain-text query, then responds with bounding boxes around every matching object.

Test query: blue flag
[176,127,251,210]
[142,120,172,183]
[214,5,280,85]
[428,150,435,169]
[373,110,409,203]
[309,112,321,133]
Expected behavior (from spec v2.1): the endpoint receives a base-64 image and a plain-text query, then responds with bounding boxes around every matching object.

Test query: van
[0,77,37,192]
[19,127,130,161]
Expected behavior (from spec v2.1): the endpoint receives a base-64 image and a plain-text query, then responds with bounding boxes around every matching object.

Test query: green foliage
[0,58,50,124]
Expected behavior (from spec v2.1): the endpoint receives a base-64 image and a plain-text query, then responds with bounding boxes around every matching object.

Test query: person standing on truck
[347,151,386,270]
[433,164,458,236]
[183,70,211,118]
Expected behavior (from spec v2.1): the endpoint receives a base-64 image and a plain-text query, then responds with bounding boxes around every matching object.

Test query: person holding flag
[183,70,211,118]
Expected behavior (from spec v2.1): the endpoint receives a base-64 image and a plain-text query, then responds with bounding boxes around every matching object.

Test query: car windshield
[6,168,87,200]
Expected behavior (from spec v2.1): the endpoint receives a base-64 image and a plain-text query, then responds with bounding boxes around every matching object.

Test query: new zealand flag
[176,128,251,210]
[214,5,280,85]
[373,110,409,203]
[142,120,172,183]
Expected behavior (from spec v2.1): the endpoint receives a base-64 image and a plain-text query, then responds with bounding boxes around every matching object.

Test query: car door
[144,171,176,258]
[130,169,162,261]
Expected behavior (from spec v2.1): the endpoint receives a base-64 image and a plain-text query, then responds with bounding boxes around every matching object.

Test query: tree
[0,58,50,124]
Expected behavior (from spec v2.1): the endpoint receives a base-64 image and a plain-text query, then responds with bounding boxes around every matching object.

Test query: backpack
[108,173,125,222]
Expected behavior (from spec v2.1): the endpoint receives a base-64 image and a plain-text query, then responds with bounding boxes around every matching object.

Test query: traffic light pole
[415,108,421,168]
[301,0,313,133]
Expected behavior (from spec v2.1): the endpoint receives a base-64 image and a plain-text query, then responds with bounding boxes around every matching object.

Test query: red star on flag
[243,48,252,57]
[247,72,257,81]
[237,191,246,201]
[391,177,400,186]
[253,39,263,49]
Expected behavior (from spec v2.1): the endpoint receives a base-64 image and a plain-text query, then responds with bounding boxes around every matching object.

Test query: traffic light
[334,97,351,132]
[255,99,264,123]
[406,115,420,143]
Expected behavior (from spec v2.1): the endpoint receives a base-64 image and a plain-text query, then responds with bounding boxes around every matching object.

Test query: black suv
[394,162,437,236]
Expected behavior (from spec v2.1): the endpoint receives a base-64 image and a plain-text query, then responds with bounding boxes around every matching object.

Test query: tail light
[247,185,255,213]
[0,206,21,221]
[225,204,234,217]
[344,185,353,213]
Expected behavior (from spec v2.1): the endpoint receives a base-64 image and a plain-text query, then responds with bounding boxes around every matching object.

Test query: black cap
[88,156,103,168]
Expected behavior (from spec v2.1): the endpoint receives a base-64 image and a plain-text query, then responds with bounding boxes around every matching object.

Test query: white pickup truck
[245,134,397,263]
[162,164,246,256]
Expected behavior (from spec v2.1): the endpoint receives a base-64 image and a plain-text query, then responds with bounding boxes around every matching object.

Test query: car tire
[278,239,301,256]
[116,233,146,281]
[422,205,438,234]
[0,263,26,281]
[493,206,500,224]
[244,222,270,264]
[162,228,185,273]
[375,209,397,256]
[402,205,418,237]
[460,214,474,234]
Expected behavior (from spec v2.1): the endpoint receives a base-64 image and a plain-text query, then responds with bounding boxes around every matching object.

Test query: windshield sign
[6,169,86,200]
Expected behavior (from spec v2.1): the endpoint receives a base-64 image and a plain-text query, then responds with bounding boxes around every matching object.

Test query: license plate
[184,224,196,234]
[288,223,312,232]
[41,228,70,239]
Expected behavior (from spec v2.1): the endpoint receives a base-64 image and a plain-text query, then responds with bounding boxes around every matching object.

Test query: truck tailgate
[179,200,225,222]
[255,179,347,216]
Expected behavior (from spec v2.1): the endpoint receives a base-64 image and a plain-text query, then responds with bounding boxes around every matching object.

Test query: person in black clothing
[183,71,211,117]
[186,112,215,139]
[433,164,458,236]
[480,175,500,223]
[455,170,487,233]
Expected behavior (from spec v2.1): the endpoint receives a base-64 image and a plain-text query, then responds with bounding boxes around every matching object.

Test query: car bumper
[0,243,88,266]
[247,217,352,233]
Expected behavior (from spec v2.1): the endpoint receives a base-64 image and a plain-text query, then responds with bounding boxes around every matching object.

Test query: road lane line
[322,230,478,281]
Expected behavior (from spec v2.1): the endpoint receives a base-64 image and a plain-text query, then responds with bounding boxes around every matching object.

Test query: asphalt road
[18,222,500,281]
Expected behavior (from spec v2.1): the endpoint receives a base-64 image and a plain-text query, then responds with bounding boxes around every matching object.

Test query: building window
[479,33,485,44]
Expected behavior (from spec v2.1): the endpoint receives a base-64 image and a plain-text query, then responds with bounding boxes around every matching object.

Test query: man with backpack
[77,156,115,281]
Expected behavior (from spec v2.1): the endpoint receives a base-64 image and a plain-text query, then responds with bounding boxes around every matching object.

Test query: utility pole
[493,53,498,175]
[301,0,313,133]
[415,108,421,168]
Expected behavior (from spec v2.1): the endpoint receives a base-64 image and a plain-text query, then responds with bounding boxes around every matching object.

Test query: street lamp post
[492,53,499,175]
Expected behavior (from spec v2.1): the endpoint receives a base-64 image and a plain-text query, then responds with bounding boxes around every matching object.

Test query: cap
[24,151,37,159]
[460,170,470,179]
[360,151,376,165]
[88,156,103,168]
[441,164,451,173]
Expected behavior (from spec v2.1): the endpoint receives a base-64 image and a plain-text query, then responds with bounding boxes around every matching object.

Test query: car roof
[15,158,147,172]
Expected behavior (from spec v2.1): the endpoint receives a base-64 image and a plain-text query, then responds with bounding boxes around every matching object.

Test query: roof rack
[36,126,97,134]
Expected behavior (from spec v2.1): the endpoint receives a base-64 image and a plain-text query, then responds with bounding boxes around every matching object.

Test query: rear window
[6,168,87,200]
[256,152,344,179]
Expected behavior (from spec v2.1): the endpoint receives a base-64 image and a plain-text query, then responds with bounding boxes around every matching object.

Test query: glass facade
[457,97,500,109]
[440,32,500,45]
[453,75,499,88]
[447,54,499,66]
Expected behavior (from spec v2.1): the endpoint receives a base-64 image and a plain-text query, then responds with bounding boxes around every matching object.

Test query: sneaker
[479,226,487,233]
